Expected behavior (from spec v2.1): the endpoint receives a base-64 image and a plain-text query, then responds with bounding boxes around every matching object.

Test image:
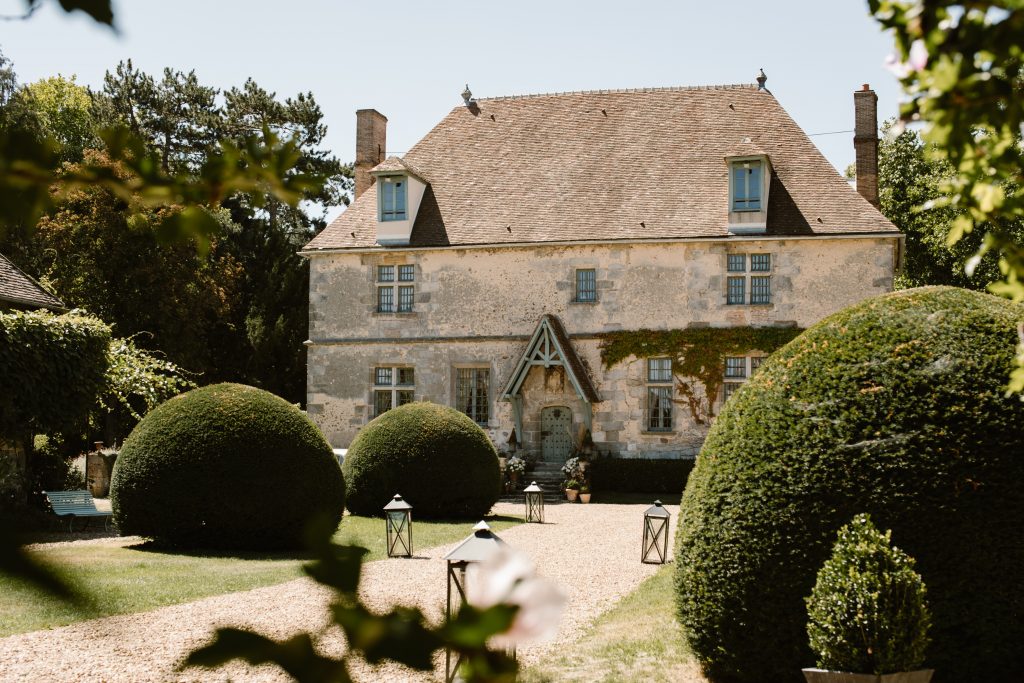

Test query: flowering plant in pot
[564,479,580,502]
[505,456,526,488]
[561,457,584,482]
[802,514,932,683]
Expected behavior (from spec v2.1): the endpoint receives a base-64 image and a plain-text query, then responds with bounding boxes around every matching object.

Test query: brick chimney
[853,84,879,207]
[354,109,387,200]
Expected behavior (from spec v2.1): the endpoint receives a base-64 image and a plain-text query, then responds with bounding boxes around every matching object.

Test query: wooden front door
[541,406,572,462]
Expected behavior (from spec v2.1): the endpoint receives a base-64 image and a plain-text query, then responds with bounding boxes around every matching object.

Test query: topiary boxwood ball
[674,287,1024,683]
[342,401,501,518]
[111,383,345,550]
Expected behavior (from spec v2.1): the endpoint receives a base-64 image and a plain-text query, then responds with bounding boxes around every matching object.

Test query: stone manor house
[302,79,901,461]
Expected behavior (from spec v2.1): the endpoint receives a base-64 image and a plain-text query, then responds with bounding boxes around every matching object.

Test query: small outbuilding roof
[0,253,64,311]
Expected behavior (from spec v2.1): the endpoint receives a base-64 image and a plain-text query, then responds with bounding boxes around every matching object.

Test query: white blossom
[465,546,566,647]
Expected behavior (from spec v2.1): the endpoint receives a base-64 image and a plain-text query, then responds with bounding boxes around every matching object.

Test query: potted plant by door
[564,479,580,502]
[506,456,526,489]
[802,514,933,683]
[578,483,591,504]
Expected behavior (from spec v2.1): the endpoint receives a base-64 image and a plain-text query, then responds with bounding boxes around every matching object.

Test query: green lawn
[521,566,706,683]
[1,512,521,637]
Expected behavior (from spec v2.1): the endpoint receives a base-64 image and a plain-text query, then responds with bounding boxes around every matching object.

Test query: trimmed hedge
[0,309,110,438]
[590,457,694,493]
[111,383,344,550]
[675,287,1024,683]
[343,402,500,518]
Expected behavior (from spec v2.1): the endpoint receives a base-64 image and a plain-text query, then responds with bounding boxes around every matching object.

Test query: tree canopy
[878,122,1024,291]
[0,55,351,406]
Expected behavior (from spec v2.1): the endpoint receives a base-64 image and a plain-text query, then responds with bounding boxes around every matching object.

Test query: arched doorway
[540,406,572,462]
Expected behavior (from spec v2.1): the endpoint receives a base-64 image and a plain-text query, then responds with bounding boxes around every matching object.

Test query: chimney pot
[354,109,387,200]
[853,86,879,208]
[862,83,870,91]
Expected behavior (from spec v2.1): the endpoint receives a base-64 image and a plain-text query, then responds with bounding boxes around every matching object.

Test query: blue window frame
[727,254,746,272]
[751,254,771,272]
[727,276,746,305]
[398,286,415,312]
[575,268,597,302]
[379,176,407,221]
[732,161,762,212]
[751,276,771,304]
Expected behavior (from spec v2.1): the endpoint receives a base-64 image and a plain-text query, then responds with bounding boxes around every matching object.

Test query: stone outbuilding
[302,80,901,463]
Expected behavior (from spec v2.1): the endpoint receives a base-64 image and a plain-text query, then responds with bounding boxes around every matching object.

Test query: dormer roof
[370,156,428,183]
[306,84,898,252]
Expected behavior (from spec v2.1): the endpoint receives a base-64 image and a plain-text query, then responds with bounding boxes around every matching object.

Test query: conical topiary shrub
[805,514,931,677]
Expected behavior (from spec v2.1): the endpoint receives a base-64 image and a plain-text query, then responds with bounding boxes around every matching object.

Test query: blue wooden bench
[43,490,113,532]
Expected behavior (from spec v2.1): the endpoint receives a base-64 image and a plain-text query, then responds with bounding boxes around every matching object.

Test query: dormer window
[731,160,762,212]
[379,176,407,221]
[725,153,771,234]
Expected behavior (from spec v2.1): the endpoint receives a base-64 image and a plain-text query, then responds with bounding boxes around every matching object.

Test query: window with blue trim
[731,161,762,212]
[376,263,415,313]
[574,268,597,302]
[725,253,772,305]
[379,176,407,221]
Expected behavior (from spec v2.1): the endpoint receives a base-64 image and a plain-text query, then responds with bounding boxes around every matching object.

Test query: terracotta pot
[566,489,579,502]
[802,669,934,683]
[579,493,591,504]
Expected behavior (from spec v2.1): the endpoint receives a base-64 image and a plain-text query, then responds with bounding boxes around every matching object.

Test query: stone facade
[306,235,899,457]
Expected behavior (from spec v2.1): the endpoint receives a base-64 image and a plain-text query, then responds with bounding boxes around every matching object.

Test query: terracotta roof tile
[306,85,897,251]
[0,253,64,310]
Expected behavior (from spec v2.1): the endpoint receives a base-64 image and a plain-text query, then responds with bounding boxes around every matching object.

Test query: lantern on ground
[524,481,545,524]
[443,521,508,682]
[383,494,413,558]
[641,500,670,564]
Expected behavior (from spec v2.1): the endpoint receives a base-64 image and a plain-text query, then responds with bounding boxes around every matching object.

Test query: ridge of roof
[475,83,760,102]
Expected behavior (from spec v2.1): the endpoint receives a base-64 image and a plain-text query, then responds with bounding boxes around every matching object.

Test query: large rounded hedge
[675,287,1024,683]
[342,402,501,518]
[111,383,345,550]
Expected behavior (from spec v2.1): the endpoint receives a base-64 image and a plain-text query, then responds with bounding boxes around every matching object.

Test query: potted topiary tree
[802,514,932,683]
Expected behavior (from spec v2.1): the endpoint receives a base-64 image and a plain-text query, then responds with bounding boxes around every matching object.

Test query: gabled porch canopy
[500,314,599,440]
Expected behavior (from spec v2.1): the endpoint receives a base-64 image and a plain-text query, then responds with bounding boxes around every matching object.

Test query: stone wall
[307,236,899,453]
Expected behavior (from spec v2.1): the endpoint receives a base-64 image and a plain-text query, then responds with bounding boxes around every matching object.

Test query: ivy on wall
[598,327,804,423]
[0,309,111,439]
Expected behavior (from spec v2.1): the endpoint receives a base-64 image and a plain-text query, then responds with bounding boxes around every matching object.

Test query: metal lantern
[443,521,508,682]
[383,494,413,558]
[641,500,671,564]
[524,481,545,523]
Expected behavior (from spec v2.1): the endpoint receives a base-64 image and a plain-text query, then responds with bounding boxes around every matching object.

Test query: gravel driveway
[0,500,676,682]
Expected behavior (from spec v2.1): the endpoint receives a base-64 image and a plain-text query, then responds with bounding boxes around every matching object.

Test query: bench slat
[43,490,110,518]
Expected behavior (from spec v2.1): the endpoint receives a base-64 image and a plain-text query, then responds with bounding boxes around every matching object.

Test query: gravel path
[0,501,676,682]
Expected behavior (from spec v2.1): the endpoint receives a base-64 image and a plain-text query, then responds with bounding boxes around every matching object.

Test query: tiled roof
[0,253,64,310]
[306,85,898,251]
[543,314,600,403]
[371,155,428,182]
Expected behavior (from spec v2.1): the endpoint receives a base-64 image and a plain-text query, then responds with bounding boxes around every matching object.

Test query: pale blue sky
[0,0,901,221]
